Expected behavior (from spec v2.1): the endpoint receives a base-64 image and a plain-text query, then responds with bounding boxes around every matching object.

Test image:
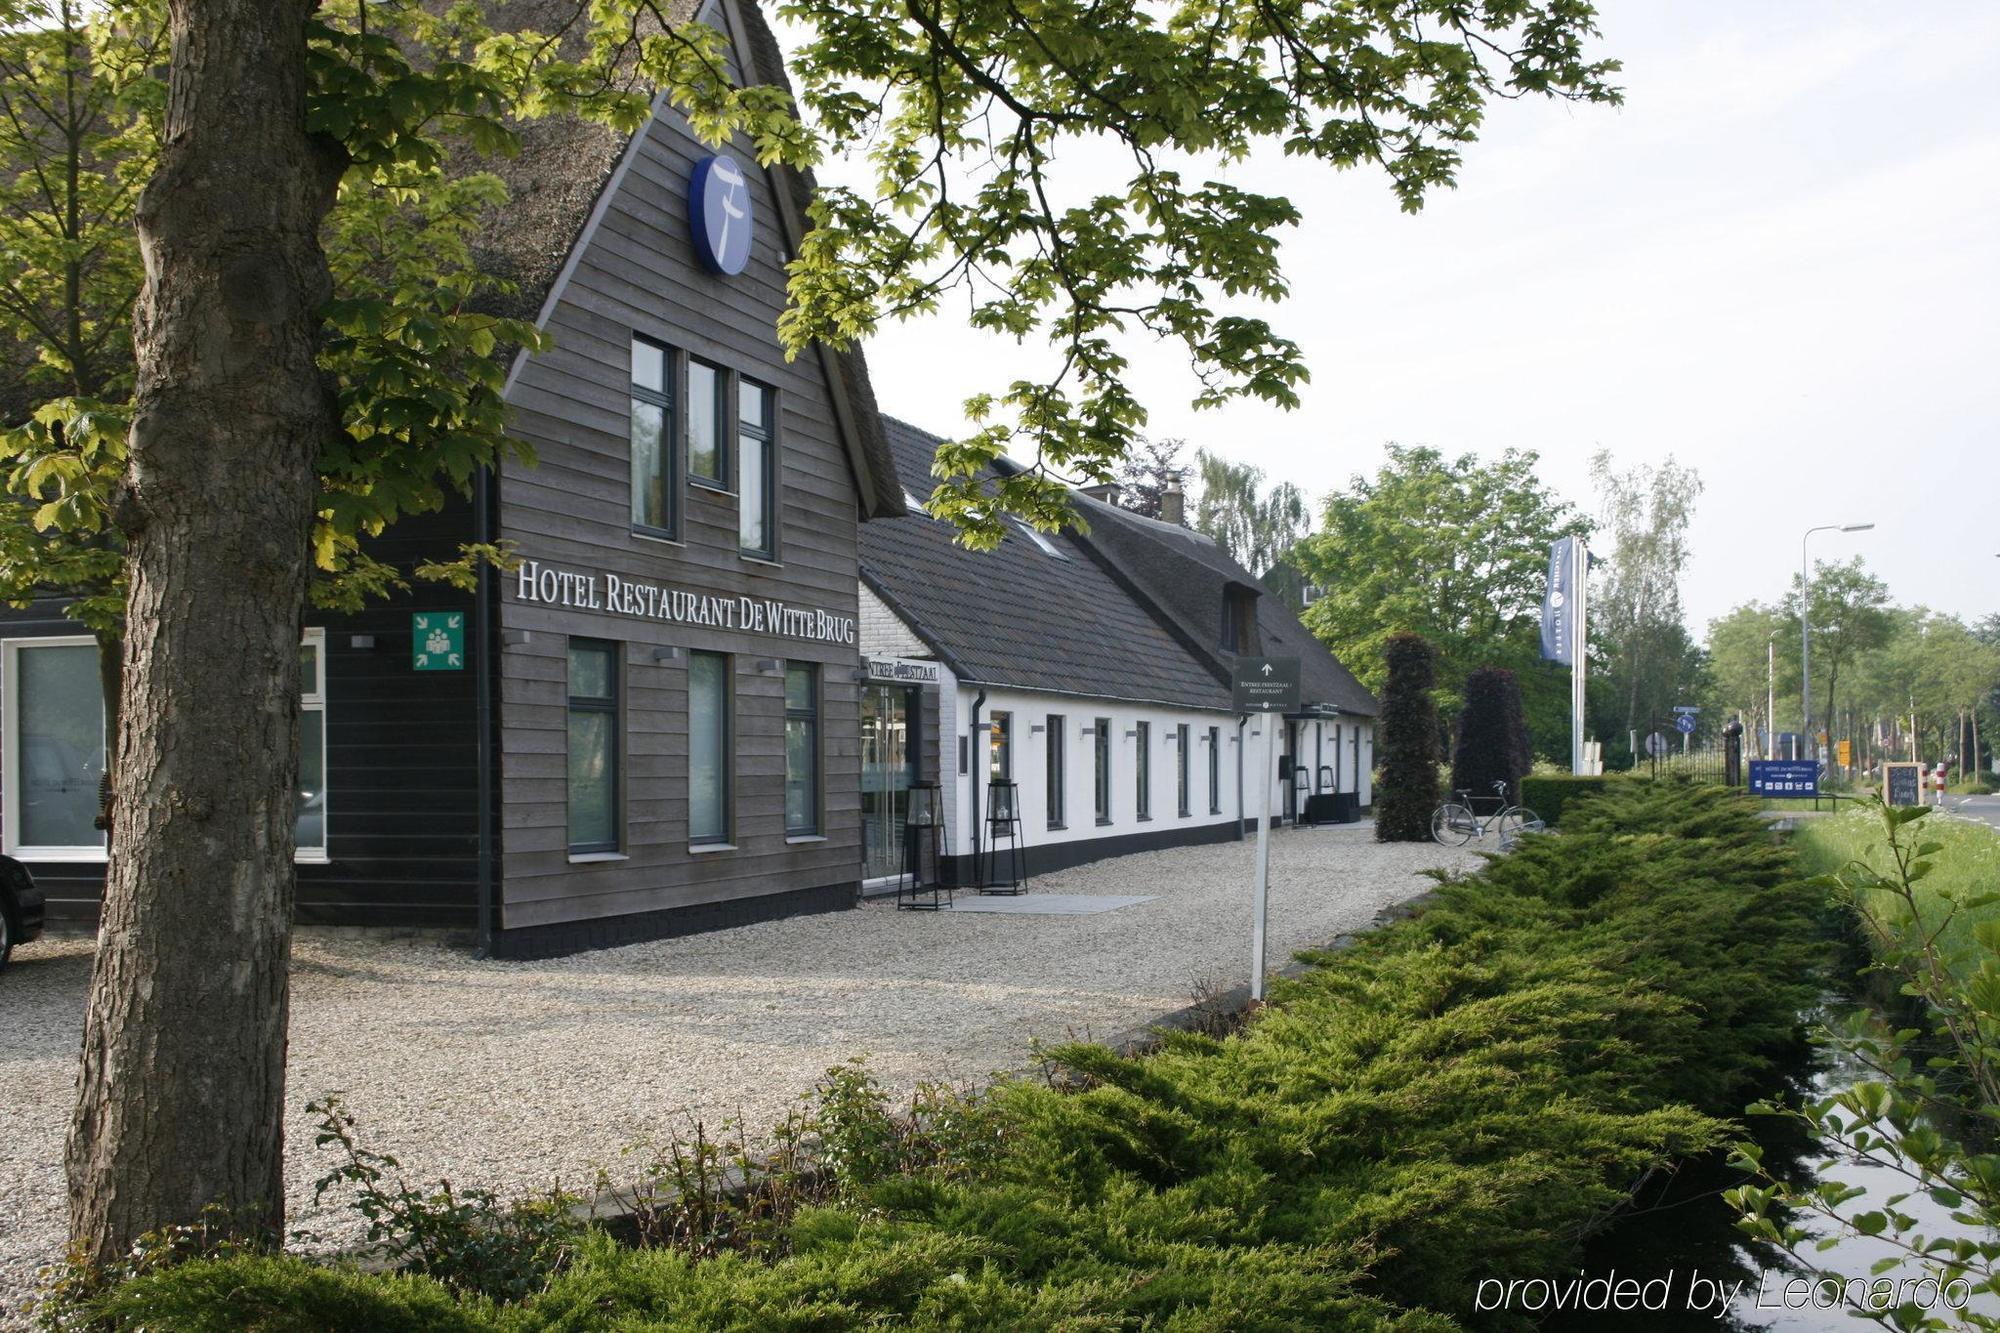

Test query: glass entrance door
[861,686,918,880]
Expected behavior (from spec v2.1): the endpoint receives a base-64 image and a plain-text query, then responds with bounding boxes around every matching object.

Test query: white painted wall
[957,687,1242,858]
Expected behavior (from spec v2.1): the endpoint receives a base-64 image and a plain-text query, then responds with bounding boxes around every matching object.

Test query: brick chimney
[1078,482,1122,506]
[1159,481,1185,526]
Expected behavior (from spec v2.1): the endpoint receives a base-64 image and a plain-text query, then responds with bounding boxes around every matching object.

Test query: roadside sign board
[1645,732,1669,757]
[1674,714,1696,735]
[412,611,465,671]
[1749,759,1818,797]
[1884,761,1923,807]
[1836,739,1852,767]
[1232,657,1300,714]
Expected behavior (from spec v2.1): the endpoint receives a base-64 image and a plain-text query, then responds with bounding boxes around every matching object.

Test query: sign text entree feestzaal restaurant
[512,559,857,645]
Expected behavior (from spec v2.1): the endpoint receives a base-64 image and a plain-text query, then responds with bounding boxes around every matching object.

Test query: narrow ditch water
[1542,975,1995,1331]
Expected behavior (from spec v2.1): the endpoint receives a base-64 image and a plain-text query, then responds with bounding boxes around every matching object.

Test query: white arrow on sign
[1261,663,1274,677]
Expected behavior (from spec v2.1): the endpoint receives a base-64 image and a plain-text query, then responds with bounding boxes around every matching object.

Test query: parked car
[1,855,46,971]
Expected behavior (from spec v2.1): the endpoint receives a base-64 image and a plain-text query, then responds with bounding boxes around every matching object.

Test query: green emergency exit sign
[412,612,464,671]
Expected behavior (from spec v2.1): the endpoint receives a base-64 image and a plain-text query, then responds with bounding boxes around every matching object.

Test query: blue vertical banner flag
[1541,537,1575,665]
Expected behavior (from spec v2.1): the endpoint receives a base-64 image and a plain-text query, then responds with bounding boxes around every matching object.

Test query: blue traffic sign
[1749,759,1818,797]
[1675,713,1696,735]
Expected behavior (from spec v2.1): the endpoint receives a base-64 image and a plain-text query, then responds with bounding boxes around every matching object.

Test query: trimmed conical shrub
[1376,632,1441,841]
[1451,666,1530,807]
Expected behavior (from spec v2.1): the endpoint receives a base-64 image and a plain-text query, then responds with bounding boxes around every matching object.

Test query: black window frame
[566,638,621,855]
[1093,717,1112,825]
[738,376,778,559]
[1135,720,1151,820]
[1177,723,1191,817]
[688,650,733,846]
[1208,726,1222,814]
[686,355,730,490]
[1046,713,1066,830]
[783,661,820,836]
[629,335,678,541]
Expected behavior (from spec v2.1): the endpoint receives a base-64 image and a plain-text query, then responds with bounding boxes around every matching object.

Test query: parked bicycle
[1431,780,1544,849]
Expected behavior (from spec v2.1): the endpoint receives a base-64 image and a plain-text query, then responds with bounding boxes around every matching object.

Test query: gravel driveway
[0,826,1475,1325]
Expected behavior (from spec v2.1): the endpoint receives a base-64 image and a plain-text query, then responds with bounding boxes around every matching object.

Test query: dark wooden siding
[0,500,480,927]
[495,91,865,930]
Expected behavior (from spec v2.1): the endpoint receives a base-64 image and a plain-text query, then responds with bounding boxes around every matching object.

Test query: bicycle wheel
[1496,806,1544,849]
[1431,803,1475,847]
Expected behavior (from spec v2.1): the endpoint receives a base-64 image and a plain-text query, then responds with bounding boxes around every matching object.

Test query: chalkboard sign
[1884,762,1923,807]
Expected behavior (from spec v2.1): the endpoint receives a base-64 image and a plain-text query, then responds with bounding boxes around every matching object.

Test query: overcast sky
[811,2,1998,637]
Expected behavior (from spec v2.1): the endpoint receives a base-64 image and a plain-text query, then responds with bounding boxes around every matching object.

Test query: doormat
[941,894,1156,916]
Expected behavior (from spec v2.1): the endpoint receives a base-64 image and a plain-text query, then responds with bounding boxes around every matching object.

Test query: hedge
[75,783,1822,1332]
[1518,773,1640,828]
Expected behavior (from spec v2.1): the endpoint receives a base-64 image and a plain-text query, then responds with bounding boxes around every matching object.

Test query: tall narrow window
[687,357,727,486]
[1208,726,1222,814]
[566,639,619,854]
[989,711,1012,781]
[1135,721,1151,819]
[1046,714,1066,829]
[1094,718,1112,825]
[630,336,674,537]
[739,379,775,557]
[297,630,328,859]
[784,662,819,835]
[689,651,731,844]
[1176,723,1191,818]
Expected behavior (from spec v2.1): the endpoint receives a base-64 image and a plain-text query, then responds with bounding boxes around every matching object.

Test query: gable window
[689,651,732,845]
[784,662,819,835]
[4,633,330,861]
[1208,726,1222,814]
[1046,714,1066,829]
[1093,718,1112,825]
[566,639,620,854]
[630,336,676,538]
[687,357,728,487]
[1135,721,1151,819]
[1220,587,1256,653]
[1176,724,1191,818]
[739,379,776,557]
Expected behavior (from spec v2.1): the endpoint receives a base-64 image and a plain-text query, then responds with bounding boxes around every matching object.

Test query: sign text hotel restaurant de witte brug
[512,558,858,644]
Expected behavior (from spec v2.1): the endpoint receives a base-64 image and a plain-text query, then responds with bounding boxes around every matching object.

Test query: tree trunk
[66,0,343,1268]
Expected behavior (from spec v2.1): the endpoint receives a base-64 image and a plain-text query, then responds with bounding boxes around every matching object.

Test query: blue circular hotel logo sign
[689,154,753,276]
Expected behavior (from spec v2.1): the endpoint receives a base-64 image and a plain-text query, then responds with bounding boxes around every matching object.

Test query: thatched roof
[478,0,904,519]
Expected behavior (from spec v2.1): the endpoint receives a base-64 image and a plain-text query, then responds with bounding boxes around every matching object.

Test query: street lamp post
[1802,522,1874,759]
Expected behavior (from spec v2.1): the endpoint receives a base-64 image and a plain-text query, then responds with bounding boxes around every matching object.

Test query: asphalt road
[1953,792,2000,829]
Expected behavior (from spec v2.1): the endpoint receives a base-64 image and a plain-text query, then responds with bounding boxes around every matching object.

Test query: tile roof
[859,419,1233,711]
[1069,495,1380,717]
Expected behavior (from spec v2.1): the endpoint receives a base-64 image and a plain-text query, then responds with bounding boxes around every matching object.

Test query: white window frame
[2,635,107,861]
[2,631,331,863]
[295,628,329,864]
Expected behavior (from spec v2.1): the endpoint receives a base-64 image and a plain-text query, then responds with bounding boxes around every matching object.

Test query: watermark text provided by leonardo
[1474,1269,1973,1319]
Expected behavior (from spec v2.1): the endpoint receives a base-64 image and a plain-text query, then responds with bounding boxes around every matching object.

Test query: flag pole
[1572,540,1588,774]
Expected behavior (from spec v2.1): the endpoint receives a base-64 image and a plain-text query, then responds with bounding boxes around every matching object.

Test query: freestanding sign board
[1749,759,1818,797]
[1884,762,1923,807]
[1232,657,1301,714]
[1230,657,1299,1006]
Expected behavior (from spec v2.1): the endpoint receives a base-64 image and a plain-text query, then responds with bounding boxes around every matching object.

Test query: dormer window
[1221,587,1256,652]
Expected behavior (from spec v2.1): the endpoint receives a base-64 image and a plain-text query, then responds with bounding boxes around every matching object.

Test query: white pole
[1571,539,1588,773]
[1251,718,1275,1004]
